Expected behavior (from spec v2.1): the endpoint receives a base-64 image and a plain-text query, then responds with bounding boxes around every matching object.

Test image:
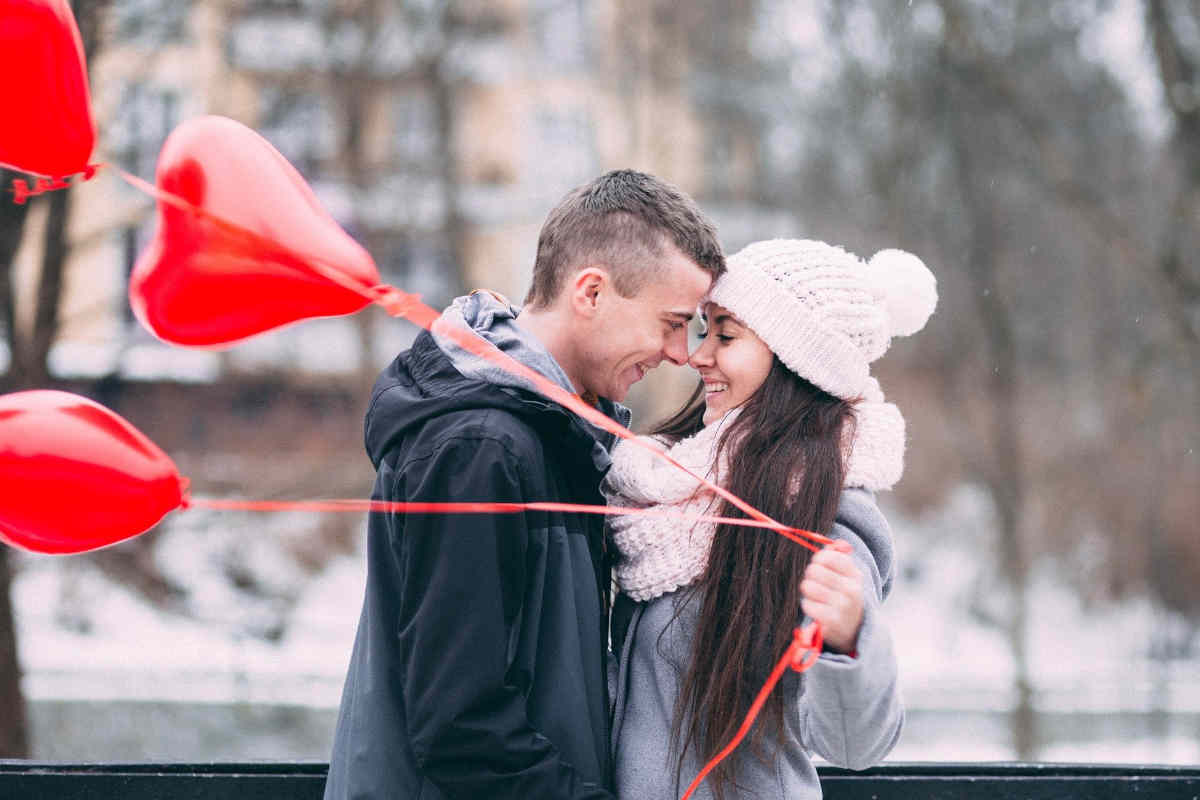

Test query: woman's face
[689,302,775,425]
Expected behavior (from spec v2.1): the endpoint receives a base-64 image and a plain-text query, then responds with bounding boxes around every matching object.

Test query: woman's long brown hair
[652,357,855,800]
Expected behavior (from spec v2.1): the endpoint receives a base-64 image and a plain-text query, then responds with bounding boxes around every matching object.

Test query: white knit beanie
[707,239,937,400]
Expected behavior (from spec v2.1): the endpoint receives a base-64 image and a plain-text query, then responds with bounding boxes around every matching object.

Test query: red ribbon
[109,163,830,551]
[9,163,99,204]
[185,497,819,541]
[104,161,836,796]
[680,622,824,800]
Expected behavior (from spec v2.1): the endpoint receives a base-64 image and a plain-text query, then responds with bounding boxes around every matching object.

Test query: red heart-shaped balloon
[129,115,381,347]
[0,391,184,554]
[0,0,95,177]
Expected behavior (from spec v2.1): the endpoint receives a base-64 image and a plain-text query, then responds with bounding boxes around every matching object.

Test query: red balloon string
[679,622,824,800]
[108,163,829,550]
[421,312,830,548]
[9,161,835,791]
[115,162,835,791]
[183,496,821,549]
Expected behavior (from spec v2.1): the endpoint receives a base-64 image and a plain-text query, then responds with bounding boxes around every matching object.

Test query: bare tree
[0,171,33,393]
[920,1,1034,755]
[0,547,26,757]
[754,0,1194,758]
[0,173,34,751]
[319,0,472,387]
[0,0,113,756]
[1146,0,1200,350]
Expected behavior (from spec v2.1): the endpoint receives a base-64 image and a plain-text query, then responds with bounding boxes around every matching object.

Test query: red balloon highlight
[0,391,184,554]
[0,0,96,177]
[129,115,381,347]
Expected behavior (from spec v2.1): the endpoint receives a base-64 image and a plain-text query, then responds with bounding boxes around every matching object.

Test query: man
[324,170,724,799]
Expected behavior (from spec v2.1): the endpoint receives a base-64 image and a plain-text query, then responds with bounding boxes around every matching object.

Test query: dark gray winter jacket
[325,296,625,800]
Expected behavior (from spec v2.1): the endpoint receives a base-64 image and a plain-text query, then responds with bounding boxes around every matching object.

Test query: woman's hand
[800,540,864,655]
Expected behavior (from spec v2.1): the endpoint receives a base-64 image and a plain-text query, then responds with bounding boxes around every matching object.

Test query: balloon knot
[9,170,95,205]
[372,285,424,318]
[178,476,193,509]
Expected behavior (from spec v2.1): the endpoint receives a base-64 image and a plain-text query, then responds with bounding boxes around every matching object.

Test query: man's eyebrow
[664,310,695,321]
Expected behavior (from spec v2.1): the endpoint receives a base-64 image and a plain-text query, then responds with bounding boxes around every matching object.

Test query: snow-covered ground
[884,485,1200,716]
[12,483,1200,763]
[16,510,364,708]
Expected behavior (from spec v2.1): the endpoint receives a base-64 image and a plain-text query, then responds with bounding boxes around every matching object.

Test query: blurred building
[12,0,795,420]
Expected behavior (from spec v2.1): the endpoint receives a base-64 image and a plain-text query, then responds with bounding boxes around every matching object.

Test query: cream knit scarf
[602,378,904,602]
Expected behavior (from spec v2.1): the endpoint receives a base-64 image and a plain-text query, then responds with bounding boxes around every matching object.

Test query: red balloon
[0,0,95,177]
[129,115,381,347]
[0,391,183,554]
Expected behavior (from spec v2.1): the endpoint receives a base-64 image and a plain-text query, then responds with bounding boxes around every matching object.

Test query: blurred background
[1,0,1197,766]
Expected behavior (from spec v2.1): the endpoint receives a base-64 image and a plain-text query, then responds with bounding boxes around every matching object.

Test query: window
[112,0,191,46]
[107,83,180,181]
[529,106,596,193]
[392,90,438,165]
[227,14,324,72]
[257,88,338,176]
[531,0,590,71]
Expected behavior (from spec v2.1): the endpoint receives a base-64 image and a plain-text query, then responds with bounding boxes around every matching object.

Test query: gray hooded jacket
[609,488,904,800]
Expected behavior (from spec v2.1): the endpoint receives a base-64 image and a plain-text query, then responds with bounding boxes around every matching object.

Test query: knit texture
[603,384,904,602]
[707,239,937,400]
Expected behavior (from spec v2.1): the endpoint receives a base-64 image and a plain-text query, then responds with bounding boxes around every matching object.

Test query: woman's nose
[688,336,715,369]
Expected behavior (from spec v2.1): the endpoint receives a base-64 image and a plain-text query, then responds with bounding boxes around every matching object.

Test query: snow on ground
[16,553,363,707]
[880,484,1200,715]
[12,481,1200,762]
[15,509,365,707]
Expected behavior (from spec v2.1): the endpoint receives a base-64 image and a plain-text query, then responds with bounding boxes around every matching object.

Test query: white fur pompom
[867,249,938,338]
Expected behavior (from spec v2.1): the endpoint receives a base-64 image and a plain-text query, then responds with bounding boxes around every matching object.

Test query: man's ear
[567,267,608,319]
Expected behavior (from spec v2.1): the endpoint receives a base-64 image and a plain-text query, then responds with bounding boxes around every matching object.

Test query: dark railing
[2,762,1199,799]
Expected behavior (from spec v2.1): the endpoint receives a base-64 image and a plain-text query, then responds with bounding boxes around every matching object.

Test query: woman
[604,238,937,799]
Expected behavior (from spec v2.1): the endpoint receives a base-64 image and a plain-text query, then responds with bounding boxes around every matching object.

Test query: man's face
[578,245,713,402]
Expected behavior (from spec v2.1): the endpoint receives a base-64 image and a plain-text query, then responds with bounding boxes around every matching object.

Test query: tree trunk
[0,170,32,391]
[967,183,1036,762]
[971,223,1036,760]
[0,548,30,757]
[0,171,33,756]
[972,209,1033,760]
[936,6,1037,756]
[29,188,72,387]
[427,28,467,301]
[0,0,110,757]
[1146,0,1200,351]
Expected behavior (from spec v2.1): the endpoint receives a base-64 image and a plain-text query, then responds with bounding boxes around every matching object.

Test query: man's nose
[663,333,689,366]
[688,336,715,369]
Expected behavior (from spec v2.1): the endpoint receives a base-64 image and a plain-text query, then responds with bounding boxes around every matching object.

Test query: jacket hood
[432,291,580,398]
[365,329,629,474]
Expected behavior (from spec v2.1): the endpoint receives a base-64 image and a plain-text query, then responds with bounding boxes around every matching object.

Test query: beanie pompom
[867,249,938,338]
